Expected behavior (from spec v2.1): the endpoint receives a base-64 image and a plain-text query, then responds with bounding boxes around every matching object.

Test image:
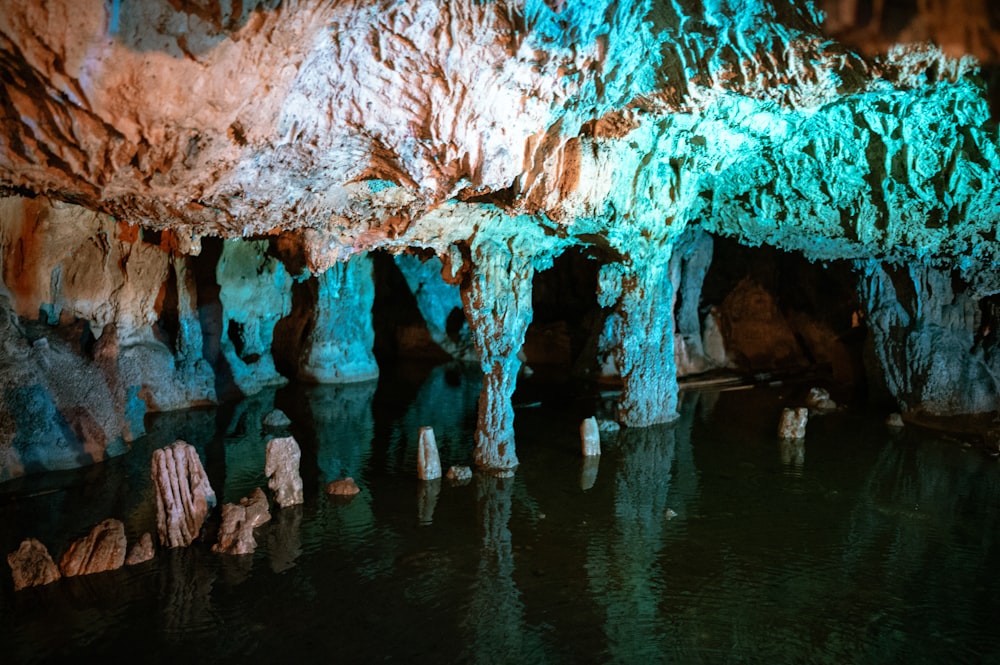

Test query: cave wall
[2,0,1000,478]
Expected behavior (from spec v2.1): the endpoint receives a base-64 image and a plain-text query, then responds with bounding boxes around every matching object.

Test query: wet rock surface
[59,518,128,577]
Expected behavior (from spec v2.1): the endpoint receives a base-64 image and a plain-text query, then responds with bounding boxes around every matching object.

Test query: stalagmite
[240,488,272,528]
[299,253,379,383]
[600,247,680,427]
[7,538,61,591]
[59,518,128,577]
[460,238,535,471]
[265,436,304,508]
[778,408,809,440]
[213,504,257,555]
[670,229,715,376]
[417,426,442,480]
[581,417,601,457]
[152,440,216,548]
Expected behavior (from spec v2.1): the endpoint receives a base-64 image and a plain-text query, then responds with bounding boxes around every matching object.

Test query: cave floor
[2,365,999,663]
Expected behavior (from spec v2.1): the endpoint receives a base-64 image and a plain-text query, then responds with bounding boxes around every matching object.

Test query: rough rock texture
[446,465,473,484]
[125,532,155,566]
[263,409,291,429]
[59,517,128,576]
[2,0,1000,476]
[265,436,304,508]
[778,407,810,440]
[212,503,257,555]
[580,417,600,457]
[239,487,271,528]
[395,253,476,361]
[857,260,1000,416]
[152,440,216,547]
[417,426,442,481]
[298,254,379,383]
[7,537,61,591]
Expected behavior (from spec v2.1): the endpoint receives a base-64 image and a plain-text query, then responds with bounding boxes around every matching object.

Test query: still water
[2,363,1000,664]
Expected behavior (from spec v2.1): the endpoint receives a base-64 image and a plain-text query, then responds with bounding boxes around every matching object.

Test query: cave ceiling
[1,0,999,287]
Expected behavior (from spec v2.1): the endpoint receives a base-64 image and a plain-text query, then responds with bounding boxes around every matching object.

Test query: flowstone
[152,440,217,548]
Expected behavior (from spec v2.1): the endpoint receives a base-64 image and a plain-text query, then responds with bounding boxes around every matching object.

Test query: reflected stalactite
[580,455,600,490]
[585,422,678,660]
[779,437,805,475]
[309,381,377,485]
[417,478,441,525]
[462,472,537,662]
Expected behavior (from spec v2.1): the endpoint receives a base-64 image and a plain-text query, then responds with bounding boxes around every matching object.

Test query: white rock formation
[265,436,304,508]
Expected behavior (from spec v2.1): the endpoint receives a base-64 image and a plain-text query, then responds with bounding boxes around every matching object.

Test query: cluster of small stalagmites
[6,522,156,592]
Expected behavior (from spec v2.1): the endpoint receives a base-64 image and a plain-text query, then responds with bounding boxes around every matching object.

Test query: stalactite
[299,253,379,383]
[856,259,1000,416]
[459,238,534,471]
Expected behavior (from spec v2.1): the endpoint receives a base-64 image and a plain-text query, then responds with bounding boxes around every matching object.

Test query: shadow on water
[2,372,1000,663]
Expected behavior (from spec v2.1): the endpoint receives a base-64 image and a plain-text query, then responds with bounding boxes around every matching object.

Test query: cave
[2,0,1000,661]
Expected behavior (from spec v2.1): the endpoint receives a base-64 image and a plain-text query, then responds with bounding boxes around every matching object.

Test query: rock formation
[417,426,442,480]
[152,440,216,547]
[59,518,128,576]
[580,417,600,457]
[2,0,1000,477]
[125,532,155,566]
[7,537,61,591]
[212,503,257,555]
[325,477,360,496]
[239,487,272,528]
[265,436,304,508]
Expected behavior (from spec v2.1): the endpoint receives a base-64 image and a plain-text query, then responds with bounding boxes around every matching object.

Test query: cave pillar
[600,245,679,427]
[669,228,714,376]
[300,253,379,383]
[459,239,534,471]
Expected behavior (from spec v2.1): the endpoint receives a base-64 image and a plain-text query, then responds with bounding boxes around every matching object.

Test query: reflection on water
[2,367,1000,663]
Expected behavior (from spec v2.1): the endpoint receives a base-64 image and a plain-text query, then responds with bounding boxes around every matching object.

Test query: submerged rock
[59,518,127,577]
[7,538,61,591]
[125,533,155,566]
[152,440,216,548]
[580,417,601,457]
[445,465,473,484]
[325,477,361,496]
[265,436,304,508]
[263,409,292,429]
[778,407,809,440]
[417,426,442,480]
[806,387,837,413]
[213,504,257,556]
[886,413,905,428]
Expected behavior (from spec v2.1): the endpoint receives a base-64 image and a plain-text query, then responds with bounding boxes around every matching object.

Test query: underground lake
[2,364,1000,664]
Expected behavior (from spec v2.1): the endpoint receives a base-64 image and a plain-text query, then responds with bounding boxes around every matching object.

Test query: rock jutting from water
[326,477,361,496]
[7,538,61,591]
[263,409,292,429]
[446,466,473,484]
[265,436,304,508]
[239,487,272,528]
[213,503,258,556]
[417,426,442,481]
[581,417,601,457]
[152,440,217,548]
[59,518,128,577]
[778,407,810,440]
[125,533,155,566]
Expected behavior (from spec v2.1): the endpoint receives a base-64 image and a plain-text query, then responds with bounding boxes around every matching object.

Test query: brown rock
[152,440,217,547]
[239,487,271,528]
[212,504,257,556]
[7,538,61,591]
[59,518,128,577]
[326,477,361,496]
[125,532,155,566]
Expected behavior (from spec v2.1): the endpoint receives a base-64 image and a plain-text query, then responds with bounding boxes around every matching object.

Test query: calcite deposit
[265,436,304,508]
[6,538,61,591]
[59,518,128,577]
[152,440,216,547]
[2,0,1000,479]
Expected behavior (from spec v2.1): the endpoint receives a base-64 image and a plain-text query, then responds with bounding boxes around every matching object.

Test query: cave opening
[152,260,179,355]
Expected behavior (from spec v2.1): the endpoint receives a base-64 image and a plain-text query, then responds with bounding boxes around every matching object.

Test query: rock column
[600,246,679,427]
[299,253,379,383]
[460,239,534,471]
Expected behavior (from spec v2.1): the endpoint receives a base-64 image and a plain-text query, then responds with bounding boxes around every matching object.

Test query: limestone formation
[59,518,128,577]
[778,408,810,440]
[265,436,304,508]
[125,533,155,566]
[325,477,361,496]
[417,426,442,481]
[446,466,473,485]
[239,488,272,528]
[7,538,61,591]
[212,504,257,556]
[152,440,217,548]
[805,388,837,414]
[418,478,442,525]
[581,417,601,457]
